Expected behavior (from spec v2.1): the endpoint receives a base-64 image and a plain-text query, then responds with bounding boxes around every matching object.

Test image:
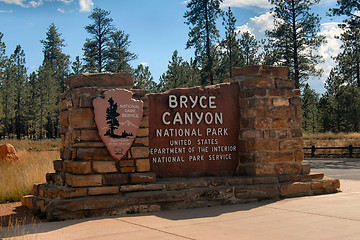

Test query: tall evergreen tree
[1,58,16,138]
[221,7,241,78]
[301,84,320,132]
[184,0,223,85]
[83,7,114,73]
[26,71,41,139]
[10,45,27,139]
[159,50,199,91]
[132,64,157,92]
[330,1,360,87]
[239,32,261,66]
[106,30,137,73]
[41,23,70,93]
[0,32,6,137]
[39,24,69,138]
[266,0,325,89]
[71,56,84,75]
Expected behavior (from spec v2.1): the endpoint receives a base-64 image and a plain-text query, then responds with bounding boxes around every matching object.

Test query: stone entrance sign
[93,89,143,160]
[149,83,240,177]
[22,68,340,221]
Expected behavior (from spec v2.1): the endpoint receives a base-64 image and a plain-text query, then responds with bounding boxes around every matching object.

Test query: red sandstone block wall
[232,66,304,177]
[48,73,155,193]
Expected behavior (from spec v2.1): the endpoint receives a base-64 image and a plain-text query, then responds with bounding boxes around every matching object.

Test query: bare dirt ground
[0,202,45,227]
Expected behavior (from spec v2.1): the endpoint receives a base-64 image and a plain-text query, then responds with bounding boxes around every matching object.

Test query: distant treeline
[0,0,359,139]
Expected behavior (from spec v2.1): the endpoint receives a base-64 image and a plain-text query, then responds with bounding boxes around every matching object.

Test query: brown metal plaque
[149,83,239,177]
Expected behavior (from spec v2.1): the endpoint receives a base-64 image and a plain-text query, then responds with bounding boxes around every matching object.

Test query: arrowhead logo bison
[93,89,143,160]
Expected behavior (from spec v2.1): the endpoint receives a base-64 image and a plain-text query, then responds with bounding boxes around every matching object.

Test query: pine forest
[0,0,359,140]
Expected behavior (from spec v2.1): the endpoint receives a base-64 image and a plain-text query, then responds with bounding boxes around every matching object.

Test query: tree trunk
[204,0,213,85]
[291,0,300,89]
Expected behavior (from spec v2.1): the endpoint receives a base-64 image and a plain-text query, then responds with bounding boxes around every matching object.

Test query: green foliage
[330,0,360,19]
[184,0,223,85]
[316,0,360,133]
[158,51,200,91]
[71,56,84,75]
[83,7,136,73]
[83,7,113,73]
[335,20,360,87]
[133,64,158,92]
[106,30,137,73]
[239,32,261,66]
[218,7,244,78]
[10,45,27,139]
[301,84,320,133]
[266,0,325,89]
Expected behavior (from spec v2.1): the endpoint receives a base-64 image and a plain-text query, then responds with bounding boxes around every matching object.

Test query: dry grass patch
[303,132,360,157]
[0,150,58,203]
[0,139,61,151]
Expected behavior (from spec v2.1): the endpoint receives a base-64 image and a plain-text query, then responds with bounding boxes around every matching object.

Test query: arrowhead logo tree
[93,89,143,160]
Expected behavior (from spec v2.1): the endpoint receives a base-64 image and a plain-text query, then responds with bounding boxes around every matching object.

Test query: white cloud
[0,0,73,8]
[79,0,93,12]
[28,0,42,7]
[222,0,271,10]
[0,9,13,13]
[316,22,343,83]
[236,12,342,93]
[57,7,64,13]
[236,12,274,40]
[0,0,27,7]
[140,62,149,66]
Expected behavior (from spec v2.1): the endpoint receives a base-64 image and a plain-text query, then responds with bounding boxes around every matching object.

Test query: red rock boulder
[0,144,19,163]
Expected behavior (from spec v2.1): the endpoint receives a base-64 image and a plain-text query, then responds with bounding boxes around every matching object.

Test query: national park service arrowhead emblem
[93,89,143,160]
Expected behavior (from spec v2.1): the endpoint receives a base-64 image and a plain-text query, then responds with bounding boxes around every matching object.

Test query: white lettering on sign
[161,112,223,125]
[168,95,217,109]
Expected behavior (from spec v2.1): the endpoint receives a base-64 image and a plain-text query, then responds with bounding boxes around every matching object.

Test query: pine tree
[41,23,70,93]
[83,7,114,73]
[301,84,320,133]
[266,0,325,89]
[0,32,6,137]
[71,56,84,75]
[219,7,244,79]
[330,1,360,87]
[132,64,158,92]
[239,32,261,66]
[39,24,69,138]
[105,30,137,73]
[159,50,199,91]
[83,7,136,74]
[26,72,41,139]
[1,59,16,138]
[10,45,27,139]
[184,0,223,85]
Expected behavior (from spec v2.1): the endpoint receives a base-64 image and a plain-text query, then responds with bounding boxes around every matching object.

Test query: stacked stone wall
[22,67,339,220]
[232,66,305,177]
[41,73,155,200]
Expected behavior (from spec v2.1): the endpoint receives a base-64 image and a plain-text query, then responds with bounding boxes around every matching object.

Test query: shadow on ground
[305,158,360,170]
[0,199,277,238]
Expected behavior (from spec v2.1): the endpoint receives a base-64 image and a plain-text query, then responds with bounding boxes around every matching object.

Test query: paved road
[304,158,360,180]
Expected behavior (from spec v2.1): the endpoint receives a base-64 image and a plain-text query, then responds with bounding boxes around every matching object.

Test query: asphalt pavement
[304,158,360,180]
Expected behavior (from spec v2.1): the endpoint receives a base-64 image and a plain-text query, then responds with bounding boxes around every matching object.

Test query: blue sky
[0,0,343,94]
